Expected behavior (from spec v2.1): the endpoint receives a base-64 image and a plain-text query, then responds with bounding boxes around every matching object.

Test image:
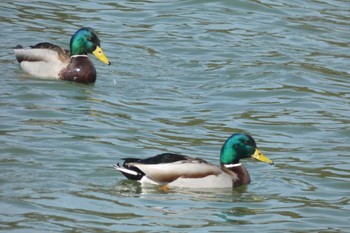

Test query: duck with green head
[14,27,110,83]
[114,133,273,189]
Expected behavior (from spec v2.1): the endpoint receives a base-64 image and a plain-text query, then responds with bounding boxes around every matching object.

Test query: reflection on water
[1,0,350,232]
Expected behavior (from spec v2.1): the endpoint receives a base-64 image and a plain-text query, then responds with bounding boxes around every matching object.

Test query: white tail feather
[113,164,138,176]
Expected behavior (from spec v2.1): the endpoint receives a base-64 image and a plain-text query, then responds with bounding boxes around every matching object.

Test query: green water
[1,0,349,232]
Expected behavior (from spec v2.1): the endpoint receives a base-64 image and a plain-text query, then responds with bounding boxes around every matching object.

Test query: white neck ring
[224,163,242,168]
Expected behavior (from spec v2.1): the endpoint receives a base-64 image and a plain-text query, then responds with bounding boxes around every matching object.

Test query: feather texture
[113,134,273,189]
[14,27,110,83]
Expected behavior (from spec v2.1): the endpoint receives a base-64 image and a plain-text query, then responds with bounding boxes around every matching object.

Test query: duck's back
[14,43,69,79]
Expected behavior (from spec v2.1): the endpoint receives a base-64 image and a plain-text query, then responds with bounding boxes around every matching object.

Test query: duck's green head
[70,27,111,65]
[220,133,273,165]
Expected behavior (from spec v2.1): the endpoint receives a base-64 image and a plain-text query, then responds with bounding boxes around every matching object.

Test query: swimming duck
[113,133,273,189]
[14,27,111,83]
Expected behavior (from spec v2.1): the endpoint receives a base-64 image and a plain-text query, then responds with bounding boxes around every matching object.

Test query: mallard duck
[113,133,273,189]
[14,27,111,83]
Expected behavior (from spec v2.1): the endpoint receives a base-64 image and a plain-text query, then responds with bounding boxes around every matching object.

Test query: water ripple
[1,0,349,232]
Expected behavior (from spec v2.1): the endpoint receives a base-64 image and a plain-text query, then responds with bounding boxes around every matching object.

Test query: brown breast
[59,56,96,83]
[222,164,251,187]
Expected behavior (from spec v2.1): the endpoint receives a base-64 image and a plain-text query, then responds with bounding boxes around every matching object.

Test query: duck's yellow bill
[92,46,111,65]
[252,149,274,165]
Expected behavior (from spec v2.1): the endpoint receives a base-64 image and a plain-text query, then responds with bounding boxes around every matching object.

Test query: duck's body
[115,153,251,188]
[114,133,273,189]
[14,27,110,83]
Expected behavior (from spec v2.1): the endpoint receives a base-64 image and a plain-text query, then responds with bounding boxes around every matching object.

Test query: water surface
[1,0,349,232]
